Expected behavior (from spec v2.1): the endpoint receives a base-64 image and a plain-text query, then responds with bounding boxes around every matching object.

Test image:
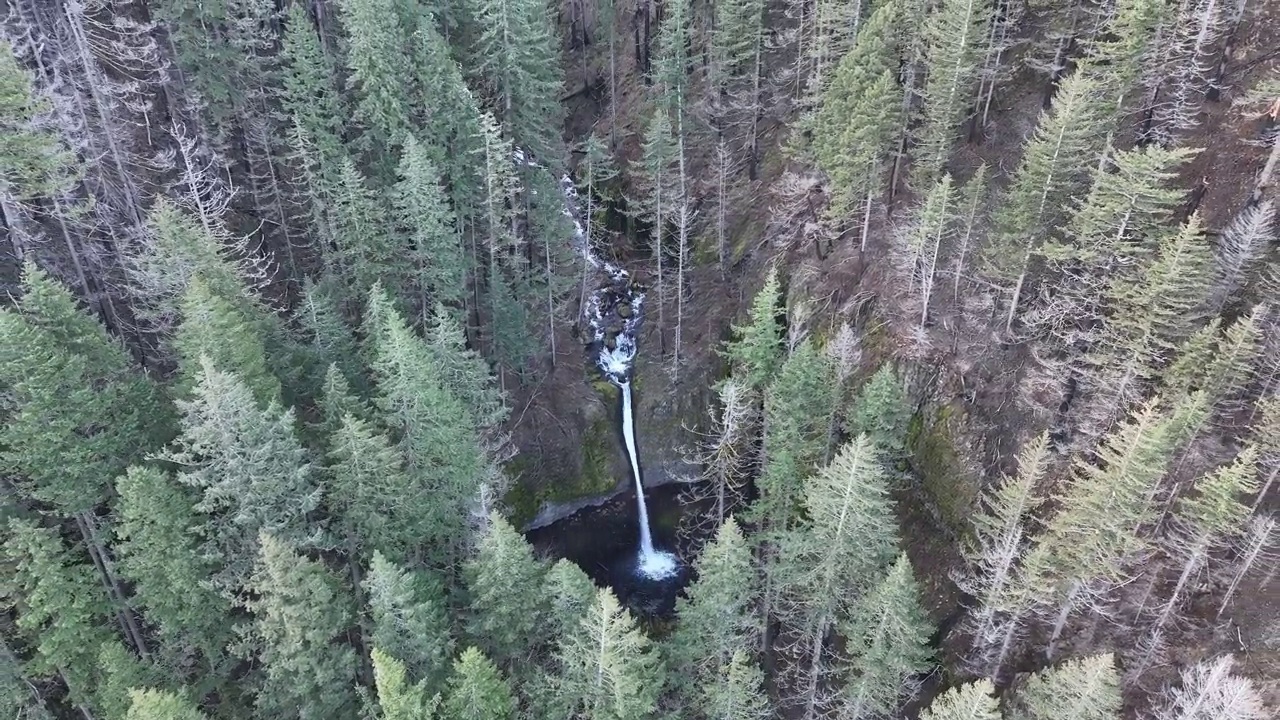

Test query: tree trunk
[76,512,150,660]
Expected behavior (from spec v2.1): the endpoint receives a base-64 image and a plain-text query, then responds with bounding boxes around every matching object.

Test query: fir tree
[395,136,466,315]
[332,158,398,300]
[279,4,344,166]
[247,534,359,719]
[1011,653,1122,720]
[839,554,935,720]
[115,466,234,671]
[919,680,1002,720]
[2,519,114,711]
[633,110,681,347]
[704,650,771,720]
[548,588,665,720]
[898,174,956,330]
[371,648,438,720]
[336,0,412,157]
[160,358,321,595]
[465,513,549,668]
[667,518,759,709]
[173,274,281,408]
[0,262,171,516]
[423,304,508,430]
[125,689,208,720]
[544,559,598,642]
[725,268,784,392]
[94,641,162,720]
[442,648,515,720]
[813,0,902,227]
[847,364,911,459]
[314,363,371,440]
[911,0,991,188]
[292,276,364,395]
[365,551,453,693]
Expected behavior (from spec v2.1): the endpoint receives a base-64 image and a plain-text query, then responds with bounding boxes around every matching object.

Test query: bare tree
[1208,201,1275,312]
[1217,514,1276,616]
[1152,655,1267,720]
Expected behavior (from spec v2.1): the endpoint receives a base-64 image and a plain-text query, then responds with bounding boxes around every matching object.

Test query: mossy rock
[906,403,979,535]
[504,415,620,528]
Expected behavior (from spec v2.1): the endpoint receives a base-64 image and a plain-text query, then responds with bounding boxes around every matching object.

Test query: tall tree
[394,136,466,317]
[125,689,208,720]
[897,174,956,330]
[247,534,359,719]
[371,648,438,720]
[464,513,549,668]
[1151,655,1266,720]
[725,268,784,393]
[160,358,321,595]
[1009,653,1121,720]
[335,0,412,160]
[442,648,516,720]
[279,4,344,168]
[365,551,454,693]
[919,680,1002,720]
[173,274,281,408]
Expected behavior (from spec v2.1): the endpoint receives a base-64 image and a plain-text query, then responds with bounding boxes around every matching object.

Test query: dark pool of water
[525,483,705,616]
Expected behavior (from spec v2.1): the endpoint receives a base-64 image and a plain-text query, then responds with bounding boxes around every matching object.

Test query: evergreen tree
[544,559,598,642]
[247,534,358,719]
[395,135,466,315]
[94,640,162,720]
[1011,653,1122,720]
[725,268,784,392]
[423,304,508,430]
[160,358,321,595]
[846,364,911,460]
[919,680,1002,720]
[471,0,566,160]
[548,588,665,720]
[292,276,364,395]
[332,158,399,300]
[911,0,991,188]
[173,274,281,407]
[115,466,234,671]
[327,414,434,563]
[633,110,681,347]
[442,648,515,720]
[2,519,114,711]
[465,514,548,668]
[125,689,208,720]
[279,4,344,166]
[984,68,1110,332]
[898,174,956,329]
[365,551,454,692]
[703,650,771,720]
[371,648,438,719]
[839,554,935,719]
[368,296,489,566]
[667,518,759,709]
[1151,655,1266,720]
[813,0,902,227]
[336,0,412,157]
[0,262,170,515]
[1,640,52,720]
[315,363,371,439]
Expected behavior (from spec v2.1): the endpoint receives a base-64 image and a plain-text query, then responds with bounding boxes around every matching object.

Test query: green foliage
[911,0,991,188]
[703,650,771,720]
[336,0,412,154]
[920,679,1002,720]
[465,514,548,667]
[813,0,902,217]
[125,688,208,720]
[0,263,171,515]
[160,359,321,594]
[279,4,344,165]
[365,552,453,692]
[115,466,233,670]
[395,136,466,313]
[332,158,398,300]
[668,518,759,709]
[0,44,73,202]
[839,554,935,719]
[544,559,598,642]
[442,648,515,720]
[547,588,665,720]
[423,304,507,430]
[2,519,114,707]
[247,534,359,719]
[94,641,162,720]
[725,268,783,392]
[174,275,281,407]
[847,363,911,459]
[1011,654,1122,720]
[293,276,364,394]
[372,648,438,720]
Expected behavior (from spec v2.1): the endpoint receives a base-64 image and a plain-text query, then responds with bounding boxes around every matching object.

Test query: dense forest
[1,0,1278,717]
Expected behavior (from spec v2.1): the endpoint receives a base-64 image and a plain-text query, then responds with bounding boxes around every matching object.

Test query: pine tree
[115,466,234,671]
[160,358,321,595]
[548,588,665,720]
[984,68,1111,332]
[292,276,364,394]
[776,435,898,718]
[336,0,412,157]
[1,640,52,720]
[471,0,566,160]
[846,365,911,460]
[315,363,371,440]
[365,551,454,692]
[667,519,759,709]
[1010,653,1121,720]
[1021,399,1178,653]
[920,680,1002,720]
[371,648,438,720]
[725,268,784,392]
[911,0,991,189]
[279,4,344,167]
[703,650,771,720]
[812,0,902,229]
[465,513,549,668]
[0,262,170,516]
[1152,655,1266,720]
[898,174,956,330]
[332,158,399,300]
[173,274,281,407]
[94,640,162,720]
[442,648,515,720]
[395,136,466,316]
[544,559,598,643]
[839,553,935,720]
[2,519,114,711]
[368,296,489,566]
[423,304,508,430]
[950,164,989,301]
[247,534,359,719]
[633,110,681,349]
[125,689,208,720]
